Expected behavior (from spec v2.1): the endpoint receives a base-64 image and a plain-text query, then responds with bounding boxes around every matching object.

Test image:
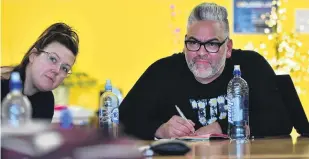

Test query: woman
[1,22,79,122]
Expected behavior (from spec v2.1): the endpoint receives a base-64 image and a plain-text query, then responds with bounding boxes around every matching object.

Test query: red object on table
[54,105,67,111]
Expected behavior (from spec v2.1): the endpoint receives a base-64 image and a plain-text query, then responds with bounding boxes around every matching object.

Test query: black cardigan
[1,66,54,122]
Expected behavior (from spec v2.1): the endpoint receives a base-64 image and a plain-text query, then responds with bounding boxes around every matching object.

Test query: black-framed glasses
[185,37,228,53]
[40,50,72,77]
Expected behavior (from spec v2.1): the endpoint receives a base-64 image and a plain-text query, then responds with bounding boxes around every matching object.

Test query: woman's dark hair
[1,22,79,79]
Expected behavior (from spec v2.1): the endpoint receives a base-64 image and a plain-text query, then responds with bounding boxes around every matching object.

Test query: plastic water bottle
[99,79,119,137]
[1,72,32,127]
[227,65,250,140]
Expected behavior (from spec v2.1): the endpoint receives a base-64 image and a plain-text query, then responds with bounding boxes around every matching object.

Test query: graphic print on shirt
[195,99,207,125]
[190,95,228,126]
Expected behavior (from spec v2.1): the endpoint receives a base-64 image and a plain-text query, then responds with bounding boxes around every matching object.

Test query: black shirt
[1,67,54,122]
[119,49,293,140]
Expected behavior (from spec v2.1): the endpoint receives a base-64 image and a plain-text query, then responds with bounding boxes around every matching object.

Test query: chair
[276,74,309,136]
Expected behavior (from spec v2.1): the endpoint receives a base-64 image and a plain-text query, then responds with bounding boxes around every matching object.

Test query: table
[151,136,309,159]
[2,125,309,159]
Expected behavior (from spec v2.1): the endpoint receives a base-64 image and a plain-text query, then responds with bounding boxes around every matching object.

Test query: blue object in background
[234,0,273,34]
[60,108,73,129]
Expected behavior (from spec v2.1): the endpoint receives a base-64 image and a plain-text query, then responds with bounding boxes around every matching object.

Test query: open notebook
[175,133,229,141]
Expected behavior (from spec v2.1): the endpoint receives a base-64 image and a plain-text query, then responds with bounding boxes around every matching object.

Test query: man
[119,2,292,140]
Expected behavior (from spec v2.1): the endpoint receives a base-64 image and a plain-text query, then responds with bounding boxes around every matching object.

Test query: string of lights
[244,0,309,95]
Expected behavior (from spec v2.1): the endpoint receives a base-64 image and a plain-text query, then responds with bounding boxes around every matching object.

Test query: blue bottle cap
[60,108,73,129]
[9,72,22,91]
[105,79,112,91]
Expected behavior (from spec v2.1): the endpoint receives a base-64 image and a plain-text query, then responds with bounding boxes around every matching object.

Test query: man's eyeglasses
[40,50,72,77]
[185,37,228,53]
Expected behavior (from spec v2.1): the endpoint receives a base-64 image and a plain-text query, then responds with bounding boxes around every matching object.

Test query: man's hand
[194,122,222,136]
[155,115,195,139]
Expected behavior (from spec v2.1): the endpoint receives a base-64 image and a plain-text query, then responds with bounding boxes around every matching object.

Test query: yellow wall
[1,0,308,120]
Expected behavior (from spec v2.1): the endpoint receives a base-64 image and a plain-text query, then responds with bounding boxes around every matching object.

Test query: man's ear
[29,48,38,63]
[226,39,233,58]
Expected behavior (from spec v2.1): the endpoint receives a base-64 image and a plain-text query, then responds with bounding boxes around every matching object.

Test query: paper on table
[176,133,229,141]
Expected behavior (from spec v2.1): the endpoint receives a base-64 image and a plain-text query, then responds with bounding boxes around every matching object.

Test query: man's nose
[197,45,208,56]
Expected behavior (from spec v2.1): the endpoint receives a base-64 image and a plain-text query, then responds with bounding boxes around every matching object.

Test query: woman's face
[29,42,76,91]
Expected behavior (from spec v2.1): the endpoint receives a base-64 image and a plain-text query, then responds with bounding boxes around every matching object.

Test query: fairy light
[169,4,181,52]
[299,25,305,31]
[243,0,309,95]
[263,51,269,56]
[301,55,306,62]
[244,42,255,50]
[260,43,267,49]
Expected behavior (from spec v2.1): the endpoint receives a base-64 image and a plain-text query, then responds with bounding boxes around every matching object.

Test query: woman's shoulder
[34,91,54,105]
[30,91,55,120]
[1,78,9,85]
[29,90,54,111]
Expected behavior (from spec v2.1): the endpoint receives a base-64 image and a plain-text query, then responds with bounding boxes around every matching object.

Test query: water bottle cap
[60,109,73,129]
[10,72,22,91]
[11,72,21,82]
[105,79,112,91]
[233,65,241,76]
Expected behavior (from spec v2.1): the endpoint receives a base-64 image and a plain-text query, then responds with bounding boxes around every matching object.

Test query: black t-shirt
[119,49,293,140]
[1,67,54,122]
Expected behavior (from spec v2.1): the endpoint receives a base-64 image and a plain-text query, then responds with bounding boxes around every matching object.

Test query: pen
[175,105,195,133]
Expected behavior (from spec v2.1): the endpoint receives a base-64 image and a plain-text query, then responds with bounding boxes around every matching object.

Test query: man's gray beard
[185,51,226,79]
[188,62,214,79]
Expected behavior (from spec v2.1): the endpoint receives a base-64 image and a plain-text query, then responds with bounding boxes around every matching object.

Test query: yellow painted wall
[1,0,308,120]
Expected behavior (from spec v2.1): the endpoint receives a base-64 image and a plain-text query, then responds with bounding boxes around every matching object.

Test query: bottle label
[99,107,119,127]
[99,92,119,128]
[244,95,249,122]
[99,108,112,127]
[111,108,119,124]
[228,95,249,124]
[8,104,20,127]
[227,96,233,124]
[233,96,243,122]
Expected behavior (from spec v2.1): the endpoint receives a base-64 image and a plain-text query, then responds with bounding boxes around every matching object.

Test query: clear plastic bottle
[1,72,32,127]
[227,65,250,140]
[99,79,119,137]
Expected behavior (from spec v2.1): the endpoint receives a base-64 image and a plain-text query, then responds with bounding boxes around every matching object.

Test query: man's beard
[185,55,225,79]
[188,61,213,78]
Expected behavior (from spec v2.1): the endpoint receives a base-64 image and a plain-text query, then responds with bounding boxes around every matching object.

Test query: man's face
[184,20,232,80]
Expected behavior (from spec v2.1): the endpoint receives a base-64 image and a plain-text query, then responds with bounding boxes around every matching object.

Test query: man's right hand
[155,115,195,139]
